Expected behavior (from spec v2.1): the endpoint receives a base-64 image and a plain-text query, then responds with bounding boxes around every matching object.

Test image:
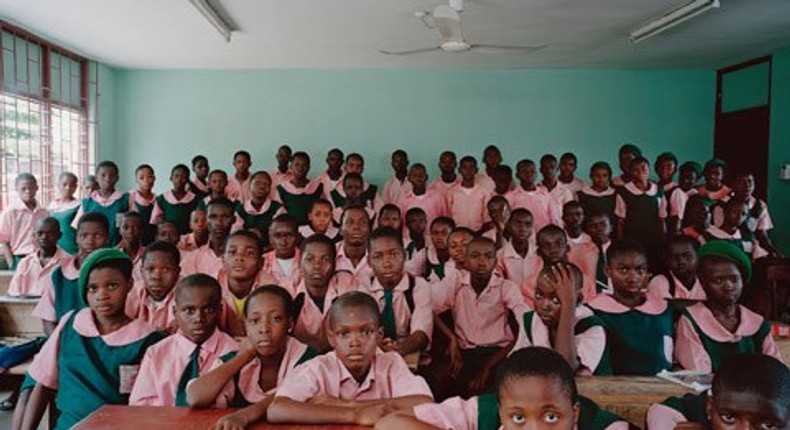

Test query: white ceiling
[1,0,789,69]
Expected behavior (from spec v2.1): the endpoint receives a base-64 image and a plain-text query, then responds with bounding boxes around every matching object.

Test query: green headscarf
[698,240,752,283]
[78,248,133,304]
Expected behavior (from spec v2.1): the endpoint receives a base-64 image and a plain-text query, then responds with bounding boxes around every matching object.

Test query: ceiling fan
[380,0,545,56]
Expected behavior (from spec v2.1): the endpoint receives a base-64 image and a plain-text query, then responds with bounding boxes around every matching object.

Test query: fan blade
[432,5,464,43]
[379,47,440,56]
[469,44,547,54]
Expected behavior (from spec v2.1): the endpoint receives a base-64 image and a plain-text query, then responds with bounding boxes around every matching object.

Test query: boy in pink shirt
[262,214,301,293]
[538,154,575,208]
[447,156,488,232]
[479,195,511,246]
[8,217,67,297]
[381,150,410,205]
[404,208,428,277]
[203,169,229,205]
[300,199,340,241]
[423,217,455,282]
[125,241,181,331]
[270,145,293,189]
[225,150,252,202]
[317,148,345,198]
[336,206,374,283]
[268,292,433,425]
[0,173,48,269]
[563,201,599,292]
[130,274,238,406]
[397,164,448,229]
[428,151,460,199]
[181,197,235,278]
[558,152,586,195]
[495,209,540,289]
[647,235,705,301]
[505,159,561,233]
[188,155,210,200]
[178,208,208,251]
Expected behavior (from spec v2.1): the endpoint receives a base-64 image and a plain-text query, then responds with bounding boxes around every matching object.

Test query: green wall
[769,47,790,252]
[106,69,715,192]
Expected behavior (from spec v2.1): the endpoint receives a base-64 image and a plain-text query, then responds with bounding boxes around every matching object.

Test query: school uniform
[404,238,427,278]
[180,243,224,278]
[474,172,496,193]
[275,349,432,401]
[397,188,448,229]
[299,224,340,242]
[423,246,448,282]
[276,180,324,226]
[381,175,411,205]
[667,186,697,225]
[696,184,731,204]
[587,293,674,375]
[568,236,605,296]
[514,307,611,375]
[588,241,611,294]
[538,183,576,208]
[32,254,82,323]
[711,195,773,233]
[270,170,293,190]
[446,183,488,232]
[647,273,706,301]
[316,170,344,199]
[414,393,629,430]
[330,192,380,225]
[358,274,433,344]
[521,258,598,308]
[28,308,165,430]
[611,175,628,188]
[73,190,130,245]
[235,198,284,238]
[335,242,374,283]
[577,186,616,221]
[48,198,81,255]
[559,177,587,196]
[646,393,707,429]
[614,182,667,268]
[225,175,251,202]
[150,190,199,235]
[0,197,49,265]
[125,286,177,331]
[189,178,210,201]
[129,329,238,406]
[428,177,461,200]
[7,247,68,297]
[675,302,781,372]
[703,226,768,260]
[129,190,157,225]
[262,250,301,294]
[291,272,357,349]
[178,232,204,251]
[217,268,280,321]
[495,239,540,291]
[504,187,562,232]
[681,226,706,245]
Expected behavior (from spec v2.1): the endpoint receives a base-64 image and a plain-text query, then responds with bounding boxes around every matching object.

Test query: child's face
[341,209,370,246]
[156,223,180,245]
[656,160,676,182]
[326,151,343,172]
[517,163,537,186]
[630,161,650,183]
[466,241,497,278]
[483,148,502,169]
[368,237,406,286]
[77,222,109,255]
[300,242,335,288]
[430,223,452,251]
[142,251,180,301]
[537,232,569,264]
[190,210,208,234]
[494,171,513,194]
[707,391,789,430]
[619,151,637,175]
[705,166,724,188]
[175,287,220,344]
[82,177,98,196]
[207,204,235,239]
[96,166,119,192]
[59,176,77,199]
[327,305,382,378]
[290,156,310,179]
[224,235,262,280]
[245,293,291,358]
[590,167,610,190]
[234,154,251,175]
[562,206,584,231]
[391,152,408,173]
[459,160,477,181]
[405,213,426,237]
[539,159,557,181]
[378,209,401,230]
[193,159,209,180]
[269,222,298,259]
[344,178,364,199]
[307,203,333,232]
[250,174,272,200]
[276,147,291,166]
[734,175,755,198]
[345,157,364,175]
[136,168,155,193]
[16,179,38,203]
[559,157,576,178]
[724,202,748,227]
[489,200,511,225]
[498,376,578,430]
[699,259,742,306]
[605,252,649,299]
[407,167,428,189]
[534,275,573,329]
[86,267,132,319]
[36,222,60,251]
[120,217,142,244]
[209,173,228,194]
[507,213,533,243]
[584,215,612,245]
[667,242,697,278]
[438,153,457,175]
[170,168,188,191]
[679,167,698,190]
[448,232,473,265]
[685,200,710,228]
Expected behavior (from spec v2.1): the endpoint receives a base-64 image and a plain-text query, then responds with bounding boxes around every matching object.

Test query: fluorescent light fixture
[189,0,233,42]
[630,0,720,44]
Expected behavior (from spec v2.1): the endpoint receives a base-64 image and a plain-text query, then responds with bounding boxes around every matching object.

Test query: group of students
[0,142,787,430]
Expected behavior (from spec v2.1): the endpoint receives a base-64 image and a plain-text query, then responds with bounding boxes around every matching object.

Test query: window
[0,21,98,210]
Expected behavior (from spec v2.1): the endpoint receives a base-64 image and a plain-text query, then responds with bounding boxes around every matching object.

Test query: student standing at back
[48,172,81,255]
[188,155,210,200]
[557,152,586,196]
[150,164,198,235]
[276,151,324,226]
[538,154,575,208]
[476,145,503,192]
[428,151,461,199]
[234,171,283,242]
[0,173,49,269]
[202,169,229,207]
[181,197,235,278]
[666,161,701,236]
[271,145,293,188]
[505,159,561,233]
[330,172,380,225]
[73,161,130,245]
[697,158,731,205]
[226,151,253,202]
[397,163,448,229]
[128,164,157,235]
[447,156,488,232]
[611,144,641,188]
[317,148,345,197]
[654,152,678,192]
[300,199,340,241]
[381,150,410,205]
[577,162,616,223]
[343,153,378,196]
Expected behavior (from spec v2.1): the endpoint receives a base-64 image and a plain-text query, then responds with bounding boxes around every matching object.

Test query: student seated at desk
[125,241,181,331]
[375,347,629,430]
[8,217,67,297]
[647,235,706,301]
[0,173,49,271]
[187,286,317,429]
[21,249,166,430]
[646,353,790,430]
[268,291,433,426]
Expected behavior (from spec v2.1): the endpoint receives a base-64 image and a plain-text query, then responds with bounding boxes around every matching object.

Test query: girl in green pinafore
[129,164,157,244]
[47,172,81,255]
[587,240,675,376]
[614,156,667,272]
[276,152,323,226]
[73,161,130,246]
[235,171,283,241]
[21,248,166,430]
[151,164,199,235]
[577,162,617,224]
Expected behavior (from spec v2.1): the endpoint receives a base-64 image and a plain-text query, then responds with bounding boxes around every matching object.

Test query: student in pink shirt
[126,241,181,331]
[330,173,380,225]
[0,173,49,269]
[397,164,448,229]
[276,151,325,226]
[475,145,502,193]
[381,150,410,205]
[156,220,181,247]
[538,154,575,208]
[360,227,432,362]
[428,151,460,199]
[584,211,613,294]
[675,241,781,373]
[204,169,229,205]
[423,217,455,282]
[128,164,157,228]
[378,204,402,231]
[611,144,641,188]
[8,217,67,297]
[181,197,235,278]
[178,208,208,251]
[447,156,488,232]
[187,286,318,428]
[479,195,511,247]
[647,235,705,301]
[225,151,253,202]
[271,145,293,189]
[336,206,374,283]
[404,208,427,277]
[506,159,561,234]
[268,291,433,425]
[696,158,731,204]
[564,202,599,290]
[654,152,678,192]
[130,273,237,407]
[317,148,345,198]
[558,152,586,196]
[188,155,210,200]
[116,213,145,283]
[301,199,340,241]
[342,153,379,201]
[432,237,528,398]
[262,214,301,293]
[495,209,540,289]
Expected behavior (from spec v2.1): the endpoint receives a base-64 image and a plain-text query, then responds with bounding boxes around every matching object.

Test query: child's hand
[354,403,393,426]
[211,412,247,430]
[673,423,707,430]
[448,338,463,378]
[379,338,399,352]
[547,264,577,309]
[308,394,350,407]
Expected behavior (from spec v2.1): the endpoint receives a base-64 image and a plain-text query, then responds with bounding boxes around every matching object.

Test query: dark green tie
[175,345,201,407]
[595,245,607,293]
[381,289,397,339]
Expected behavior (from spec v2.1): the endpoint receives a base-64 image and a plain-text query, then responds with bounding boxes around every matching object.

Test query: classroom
[0,1,789,429]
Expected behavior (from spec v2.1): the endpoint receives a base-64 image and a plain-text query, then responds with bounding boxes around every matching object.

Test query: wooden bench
[0,270,42,380]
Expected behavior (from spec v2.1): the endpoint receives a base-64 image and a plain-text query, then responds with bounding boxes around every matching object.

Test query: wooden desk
[73,405,367,430]
[0,295,43,337]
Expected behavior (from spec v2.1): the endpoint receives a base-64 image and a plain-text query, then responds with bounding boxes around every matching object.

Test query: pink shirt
[235,337,311,403]
[538,183,576,208]
[558,177,587,196]
[647,273,706,301]
[7,247,68,296]
[504,187,562,232]
[614,182,668,220]
[646,403,688,429]
[358,274,433,342]
[178,233,204,251]
[47,197,81,213]
[513,306,606,375]
[396,189,448,228]
[180,244,224,278]
[433,272,528,349]
[712,195,773,231]
[381,176,411,205]
[316,170,344,199]
[275,350,432,402]
[270,170,293,190]
[129,329,238,406]
[299,224,340,241]
[292,272,357,348]
[696,184,731,203]
[125,285,177,331]
[150,190,197,225]
[495,239,540,291]
[262,250,302,294]
[225,175,251,202]
[129,191,157,222]
[474,172,496,193]
[447,184,489,231]
[29,308,159,390]
[71,190,127,229]
[668,187,697,219]
[675,302,781,372]
[217,268,279,320]
[428,177,461,200]
[404,239,427,278]
[0,197,48,255]
[335,243,373,284]
[32,254,80,322]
